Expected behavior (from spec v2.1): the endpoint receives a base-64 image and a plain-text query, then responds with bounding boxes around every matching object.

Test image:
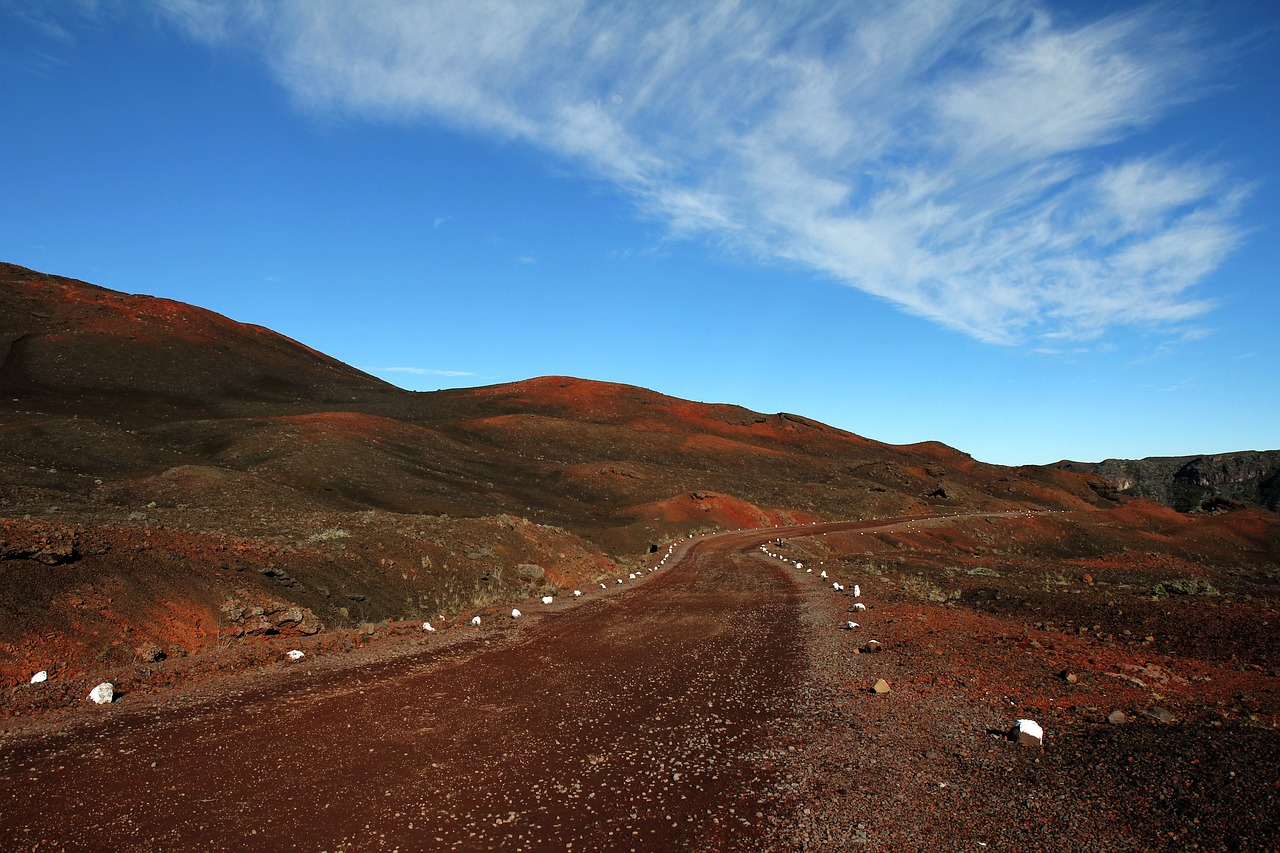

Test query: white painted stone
[852,602,867,612]
[87,682,114,704]
[541,595,554,605]
[286,649,305,661]
[511,609,522,618]
[422,621,436,632]
[573,589,582,597]
[843,621,859,630]
[471,616,482,626]
[30,670,48,684]
[1013,718,1044,747]
[853,584,861,598]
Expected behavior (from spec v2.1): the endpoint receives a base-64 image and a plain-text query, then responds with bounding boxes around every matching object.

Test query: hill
[2,262,1277,714]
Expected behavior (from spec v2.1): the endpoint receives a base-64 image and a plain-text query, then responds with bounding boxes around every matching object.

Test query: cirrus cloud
[159,0,1247,345]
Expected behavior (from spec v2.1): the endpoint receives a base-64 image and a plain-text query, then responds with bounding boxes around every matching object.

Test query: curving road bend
[0,515,982,851]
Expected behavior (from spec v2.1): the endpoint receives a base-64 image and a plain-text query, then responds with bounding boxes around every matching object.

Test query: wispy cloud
[160,0,1247,345]
[374,367,475,378]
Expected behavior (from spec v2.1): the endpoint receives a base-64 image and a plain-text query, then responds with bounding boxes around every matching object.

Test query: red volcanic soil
[739,513,1280,850]
[3,515,1278,851]
[625,489,815,530]
[3,263,1279,849]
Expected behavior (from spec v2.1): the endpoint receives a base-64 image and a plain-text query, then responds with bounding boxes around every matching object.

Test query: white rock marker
[31,670,48,684]
[1014,718,1044,747]
[422,621,436,632]
[573,589,582,598]
[600,583,607,589]
[286,649,305,661]
[843,621,860,630]
[541,595,554,605]
[87,682,114,704]
[852,602,867,612]
[471,616,482,626]
[853,584,861,598]
[819,570,828,579]
[511,608,522,618]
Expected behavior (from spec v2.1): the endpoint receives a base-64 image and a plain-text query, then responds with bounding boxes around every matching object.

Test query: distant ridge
[1055,451,1280,513]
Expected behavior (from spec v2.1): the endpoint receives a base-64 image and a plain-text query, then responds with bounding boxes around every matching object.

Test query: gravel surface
[2,515,1277,851]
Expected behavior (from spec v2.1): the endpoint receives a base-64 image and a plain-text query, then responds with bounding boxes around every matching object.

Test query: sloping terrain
[2,262,1278,848]
[1,262,1135,690]
[2,263,1280,849]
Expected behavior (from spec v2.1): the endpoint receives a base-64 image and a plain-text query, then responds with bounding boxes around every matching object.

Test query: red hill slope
[0,262,397,411]
[2,262,1277,734]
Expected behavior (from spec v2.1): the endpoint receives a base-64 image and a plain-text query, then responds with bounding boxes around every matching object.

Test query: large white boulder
[87,682,114,704]
[1013,718,1044,747]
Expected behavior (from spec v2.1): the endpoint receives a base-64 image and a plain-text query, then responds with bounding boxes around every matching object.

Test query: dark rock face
[1056,451,1280,512]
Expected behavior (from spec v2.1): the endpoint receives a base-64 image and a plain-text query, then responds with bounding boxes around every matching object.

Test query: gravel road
[9,512,1268,852]
[0,526,827,851]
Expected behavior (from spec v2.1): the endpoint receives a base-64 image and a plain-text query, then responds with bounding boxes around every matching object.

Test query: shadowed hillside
[1056,452,1280,513]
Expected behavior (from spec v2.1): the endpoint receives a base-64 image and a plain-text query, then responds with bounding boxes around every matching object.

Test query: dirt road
[7,510,1277,852]
[1,521,882,851]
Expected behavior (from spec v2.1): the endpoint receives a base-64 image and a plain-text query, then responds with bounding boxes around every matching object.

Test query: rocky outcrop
[1055,450,1280,513]
[220,595,322,637]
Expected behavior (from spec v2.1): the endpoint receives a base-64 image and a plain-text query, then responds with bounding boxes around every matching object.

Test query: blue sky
[2,1,1277,466]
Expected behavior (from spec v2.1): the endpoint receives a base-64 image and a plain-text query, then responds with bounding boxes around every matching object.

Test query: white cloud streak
[376,367,475,377]
[159,0,1247,345]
